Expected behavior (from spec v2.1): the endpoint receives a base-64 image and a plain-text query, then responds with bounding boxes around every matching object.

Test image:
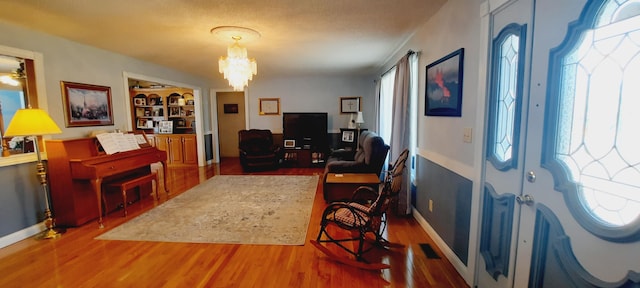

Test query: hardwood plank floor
[0,158,469,287]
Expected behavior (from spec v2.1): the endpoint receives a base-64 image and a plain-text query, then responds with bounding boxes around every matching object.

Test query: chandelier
[211,26,260,91]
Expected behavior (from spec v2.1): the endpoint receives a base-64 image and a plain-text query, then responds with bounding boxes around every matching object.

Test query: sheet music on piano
[95,132,141,155]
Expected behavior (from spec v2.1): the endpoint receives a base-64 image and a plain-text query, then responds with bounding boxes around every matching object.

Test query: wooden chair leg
[121,187,128,217]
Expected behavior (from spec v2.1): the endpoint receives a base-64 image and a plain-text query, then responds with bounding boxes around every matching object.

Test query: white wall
[248,75,375,133]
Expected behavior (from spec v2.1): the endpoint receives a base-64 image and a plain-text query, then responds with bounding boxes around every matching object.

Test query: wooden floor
[0,158,469,287]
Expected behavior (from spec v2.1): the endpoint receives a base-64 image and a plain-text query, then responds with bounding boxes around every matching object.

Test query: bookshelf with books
[130,87,195,134]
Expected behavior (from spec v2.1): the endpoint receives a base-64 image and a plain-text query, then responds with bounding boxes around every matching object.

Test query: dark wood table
[324,173,381,203]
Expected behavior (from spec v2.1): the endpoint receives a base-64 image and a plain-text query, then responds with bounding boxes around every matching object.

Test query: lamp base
[35,209,65,240]
[36,227,66,240]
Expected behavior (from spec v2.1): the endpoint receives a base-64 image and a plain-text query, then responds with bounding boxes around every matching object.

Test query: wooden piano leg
[91,178,104,228]
[161,160,169,195]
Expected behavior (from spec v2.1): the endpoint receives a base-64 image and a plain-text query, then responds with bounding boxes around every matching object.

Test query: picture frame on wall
[340,96,361,113]
[259,98,280,115]
[60,81,114,127]
[224,103,239,114]
[425,48,464,117]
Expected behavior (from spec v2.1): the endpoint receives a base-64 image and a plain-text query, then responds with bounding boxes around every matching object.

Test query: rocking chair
[310,149,409,270]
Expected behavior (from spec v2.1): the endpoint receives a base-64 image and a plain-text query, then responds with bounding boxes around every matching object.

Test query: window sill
[0,152,48,167]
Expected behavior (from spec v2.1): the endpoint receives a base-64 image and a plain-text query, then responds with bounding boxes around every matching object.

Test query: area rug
[96,175,318,245]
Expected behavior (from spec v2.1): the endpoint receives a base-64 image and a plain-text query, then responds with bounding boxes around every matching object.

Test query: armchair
[324,131,389,175]
[238,129,282,171]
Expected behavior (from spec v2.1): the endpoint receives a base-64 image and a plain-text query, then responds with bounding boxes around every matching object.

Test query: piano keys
[46,137,168,227]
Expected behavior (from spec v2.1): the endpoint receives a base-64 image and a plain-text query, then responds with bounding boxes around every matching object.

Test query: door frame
[122,71,206,167]
[209,87,250,163]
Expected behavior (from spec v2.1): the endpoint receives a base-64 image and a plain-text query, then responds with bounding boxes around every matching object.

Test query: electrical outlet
[429,199,433,212]
[463,127,473,143]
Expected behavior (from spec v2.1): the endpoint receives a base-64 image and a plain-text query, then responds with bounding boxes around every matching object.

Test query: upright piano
[46,137,168,227]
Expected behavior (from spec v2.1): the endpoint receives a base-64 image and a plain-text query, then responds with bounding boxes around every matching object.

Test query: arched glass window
[487,24,526,171]
[544,0,640,241]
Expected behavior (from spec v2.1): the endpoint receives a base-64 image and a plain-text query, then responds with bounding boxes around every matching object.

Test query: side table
[324,173,381,203]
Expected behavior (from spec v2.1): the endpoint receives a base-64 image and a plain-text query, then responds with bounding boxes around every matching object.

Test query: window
[545,0,640,241]
[487,24,526,171]
[378,67,396,145]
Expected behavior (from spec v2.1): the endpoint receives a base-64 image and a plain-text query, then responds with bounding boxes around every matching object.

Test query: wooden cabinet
[153,134,196,166]
[182,135,197,164]
[283,148,325,168]
[130,87,195,134]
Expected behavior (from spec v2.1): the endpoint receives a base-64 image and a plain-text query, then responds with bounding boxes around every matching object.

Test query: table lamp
[5,107,64,239]
[355,111,364,129]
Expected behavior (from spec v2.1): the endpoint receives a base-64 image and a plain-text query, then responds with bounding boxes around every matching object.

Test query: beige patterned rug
[96,175,318,245]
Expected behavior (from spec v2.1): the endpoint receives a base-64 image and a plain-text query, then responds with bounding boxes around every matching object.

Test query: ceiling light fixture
[211,26,260,91]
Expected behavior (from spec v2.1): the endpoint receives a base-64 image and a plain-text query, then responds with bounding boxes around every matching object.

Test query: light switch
[463,127,473,143]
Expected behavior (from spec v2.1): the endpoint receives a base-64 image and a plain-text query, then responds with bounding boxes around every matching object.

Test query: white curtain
[390,54,410,215]
[378,68,396,144]
[377,51,418,215]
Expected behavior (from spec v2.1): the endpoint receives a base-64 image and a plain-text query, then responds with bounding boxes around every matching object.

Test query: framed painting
[224,103,239,114]
[259,98,280,115]
[425,48,464,117]
[61,81,114,127]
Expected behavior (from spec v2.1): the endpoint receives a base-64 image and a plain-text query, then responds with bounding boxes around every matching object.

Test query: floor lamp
[5,107,64,239]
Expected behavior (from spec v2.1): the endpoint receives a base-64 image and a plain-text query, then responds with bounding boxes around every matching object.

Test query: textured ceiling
[0,0,446,81]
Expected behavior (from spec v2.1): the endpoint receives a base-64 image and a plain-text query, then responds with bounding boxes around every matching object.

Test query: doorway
[216,91,246,158]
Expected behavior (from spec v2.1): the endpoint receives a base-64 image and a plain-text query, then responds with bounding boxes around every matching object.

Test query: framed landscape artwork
[425,48,464,117]
[61,81,114,127]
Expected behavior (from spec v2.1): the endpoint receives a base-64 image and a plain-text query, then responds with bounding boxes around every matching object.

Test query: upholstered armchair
[324,130,389,175]
[238,129,282,171]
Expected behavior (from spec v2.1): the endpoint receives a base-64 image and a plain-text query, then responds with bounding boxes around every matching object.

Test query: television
[283,112,328,150]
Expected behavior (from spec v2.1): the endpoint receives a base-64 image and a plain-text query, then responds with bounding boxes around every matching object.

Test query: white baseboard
[412,208,473,286]
[0,222,44,249]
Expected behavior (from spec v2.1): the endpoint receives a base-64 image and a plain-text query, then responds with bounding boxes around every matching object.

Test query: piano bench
[107,172,159,217]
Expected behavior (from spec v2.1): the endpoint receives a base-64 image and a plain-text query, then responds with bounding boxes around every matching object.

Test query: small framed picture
[341,130,355,143]
[134,97,146,106]
[284,139,296,148]
[158,120,174,134]
[340,96,361,114]
[169,107,181,117]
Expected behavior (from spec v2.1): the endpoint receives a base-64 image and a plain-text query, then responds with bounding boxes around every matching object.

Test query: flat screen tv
[283,112,328,149]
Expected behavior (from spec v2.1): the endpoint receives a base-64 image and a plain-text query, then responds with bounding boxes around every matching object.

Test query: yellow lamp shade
[4,108,62,136]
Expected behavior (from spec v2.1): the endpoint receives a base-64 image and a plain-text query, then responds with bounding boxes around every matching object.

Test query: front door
[479,0,640,287]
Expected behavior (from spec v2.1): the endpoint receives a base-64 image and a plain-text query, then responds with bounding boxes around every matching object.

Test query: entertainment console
[282,112,328,167]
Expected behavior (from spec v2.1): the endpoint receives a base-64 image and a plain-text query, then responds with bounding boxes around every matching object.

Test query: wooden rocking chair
[310,149,409,270]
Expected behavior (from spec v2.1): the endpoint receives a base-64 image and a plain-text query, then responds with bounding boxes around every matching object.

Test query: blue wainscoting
[415,157,472,265]
[0,161,43,238]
